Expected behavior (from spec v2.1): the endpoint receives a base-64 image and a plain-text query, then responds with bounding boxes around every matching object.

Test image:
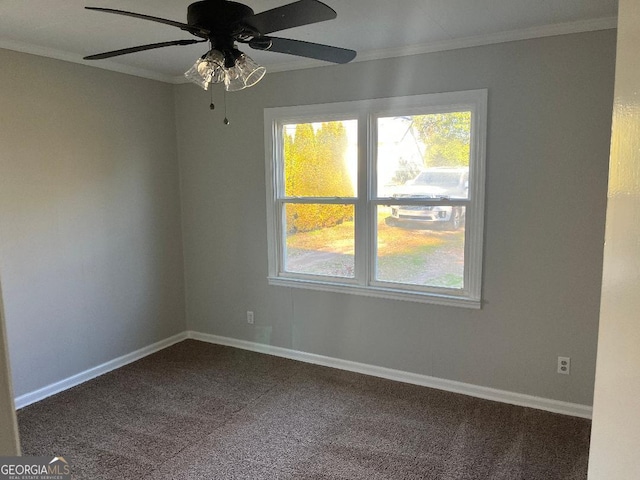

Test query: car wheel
[385,216,398,227]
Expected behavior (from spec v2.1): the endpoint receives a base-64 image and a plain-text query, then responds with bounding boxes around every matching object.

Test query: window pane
[285,204,355,278]
[377,112,471,200]
[376,206,465,289]
[284,120,357,198]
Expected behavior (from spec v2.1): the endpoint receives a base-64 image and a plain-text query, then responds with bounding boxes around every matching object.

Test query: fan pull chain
[208,40,216,112]
[206,85,229,125]
[223,89,230,125]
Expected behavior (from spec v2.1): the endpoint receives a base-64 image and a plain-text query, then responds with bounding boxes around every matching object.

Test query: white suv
[386,167,468,229]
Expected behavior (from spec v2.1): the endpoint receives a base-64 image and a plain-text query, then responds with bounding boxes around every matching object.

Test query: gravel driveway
[286,228,465,288]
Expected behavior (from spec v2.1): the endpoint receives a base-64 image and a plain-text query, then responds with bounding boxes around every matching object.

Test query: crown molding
[347,15,618,68]
[172,15,617,83]
[3,15,617,85]
[0,39,176,84]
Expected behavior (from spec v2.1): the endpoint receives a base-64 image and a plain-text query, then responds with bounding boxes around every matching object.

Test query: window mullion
[281,197,357,205]
[354,112,370,286]
[367,113,379,287]
[371,199,471,207]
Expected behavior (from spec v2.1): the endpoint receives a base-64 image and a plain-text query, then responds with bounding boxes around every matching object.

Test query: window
[264,90,487,308]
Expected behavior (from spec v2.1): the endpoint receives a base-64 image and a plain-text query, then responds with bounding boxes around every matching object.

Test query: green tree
[284,122,353,233]
[391,157,422,184]
[284,130,295,195]
[316,121,353,197]
[285,123,315,198]
[412,112,471,167]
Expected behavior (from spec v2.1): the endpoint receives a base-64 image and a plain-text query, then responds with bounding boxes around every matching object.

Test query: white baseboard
[14,332,188,409]
[14,330,592,419]
[187,331,593,419]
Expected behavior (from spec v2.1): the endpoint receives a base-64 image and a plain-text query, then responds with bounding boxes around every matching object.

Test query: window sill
[267,276,481,309]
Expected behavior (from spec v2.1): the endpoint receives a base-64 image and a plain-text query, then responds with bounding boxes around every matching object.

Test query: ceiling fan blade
[84,39,205,60]
[85,7,209,37]
[251,37,356,64]
[246,0,337,35]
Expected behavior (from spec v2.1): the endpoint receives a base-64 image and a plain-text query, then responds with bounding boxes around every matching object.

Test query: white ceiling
[0,0,618,83]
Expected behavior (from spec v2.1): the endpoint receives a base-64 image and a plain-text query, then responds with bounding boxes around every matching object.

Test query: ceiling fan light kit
[184,48,265,91]
[84,0,356,92]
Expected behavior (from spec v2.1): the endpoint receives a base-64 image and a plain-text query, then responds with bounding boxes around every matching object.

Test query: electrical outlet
[557,356,571,375]
[247,311,254,325]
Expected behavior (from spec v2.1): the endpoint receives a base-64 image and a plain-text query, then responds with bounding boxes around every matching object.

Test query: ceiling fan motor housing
[187,0,255,37]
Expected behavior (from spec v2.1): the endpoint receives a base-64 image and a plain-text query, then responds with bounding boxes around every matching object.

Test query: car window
[413,171,463,187]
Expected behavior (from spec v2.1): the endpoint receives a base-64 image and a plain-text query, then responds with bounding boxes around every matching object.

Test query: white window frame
[264,89,487,308]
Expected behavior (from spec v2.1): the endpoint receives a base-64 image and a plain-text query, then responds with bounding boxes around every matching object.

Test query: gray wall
[0,49,186,397]
[176,30,616,406]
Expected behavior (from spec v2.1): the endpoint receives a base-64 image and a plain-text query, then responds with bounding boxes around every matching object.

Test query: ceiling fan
[84,0,357,91]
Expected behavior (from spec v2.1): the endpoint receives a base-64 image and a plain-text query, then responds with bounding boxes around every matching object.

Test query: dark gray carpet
[18,340,591,479]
